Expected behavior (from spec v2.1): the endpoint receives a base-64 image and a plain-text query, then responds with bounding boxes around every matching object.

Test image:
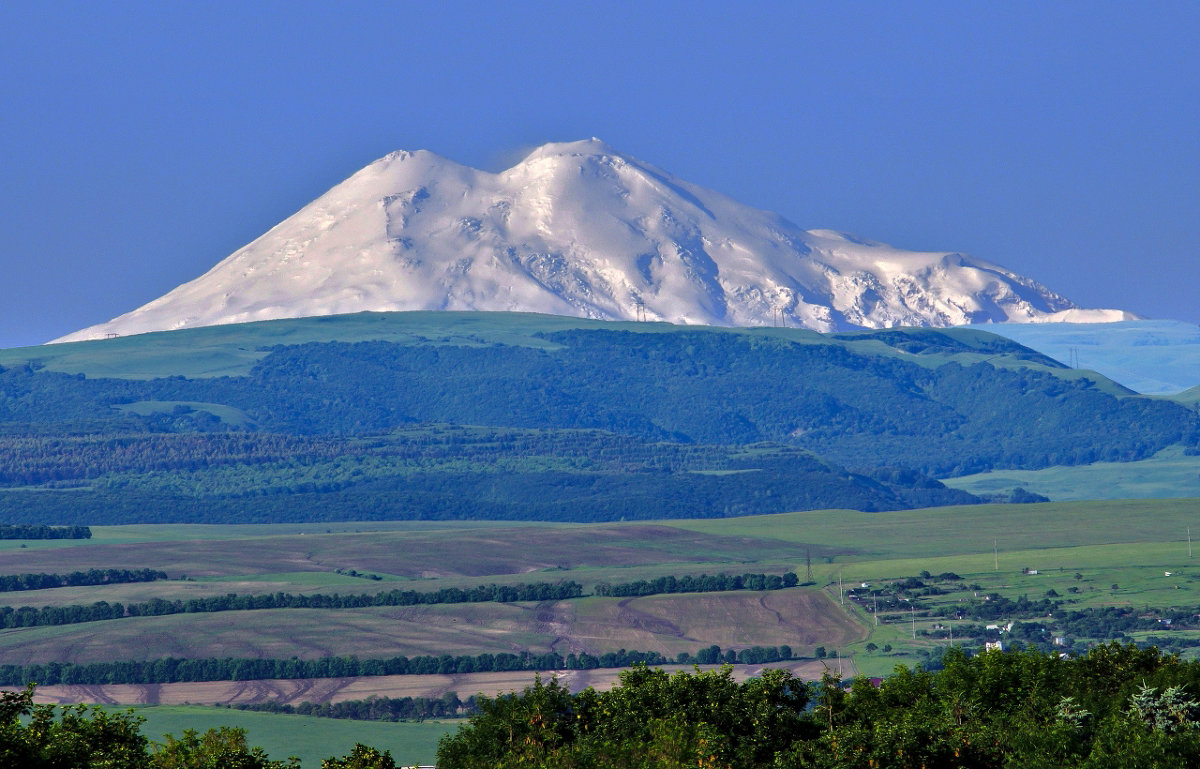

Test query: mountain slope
[56,140,1132,342]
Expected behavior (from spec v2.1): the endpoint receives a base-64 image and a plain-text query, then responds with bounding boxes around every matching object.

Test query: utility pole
[838,574,844,605]
[806,549,812,581]
[994,539,999,571]
[911,605,916,639]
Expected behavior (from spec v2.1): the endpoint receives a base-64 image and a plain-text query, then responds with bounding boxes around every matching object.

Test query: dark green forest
[1,316,1194,523]
[0,427,978,524]
[0,524,90,539]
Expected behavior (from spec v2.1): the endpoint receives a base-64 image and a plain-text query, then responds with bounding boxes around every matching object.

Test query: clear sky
[1,1,1197,348]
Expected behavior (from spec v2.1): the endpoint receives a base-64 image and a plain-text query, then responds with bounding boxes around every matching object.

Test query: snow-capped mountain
[55,139,1133,342]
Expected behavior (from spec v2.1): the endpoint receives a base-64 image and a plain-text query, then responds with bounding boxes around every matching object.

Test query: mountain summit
[56,139,1133,342]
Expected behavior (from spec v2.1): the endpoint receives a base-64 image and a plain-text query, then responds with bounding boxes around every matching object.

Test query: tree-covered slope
[0,312,1194,523]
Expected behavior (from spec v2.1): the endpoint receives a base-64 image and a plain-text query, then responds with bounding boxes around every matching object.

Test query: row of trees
[0,524,90,539]
[0,567,167,593]
[234,692,477,721]
[0,644,795,687]
[595,571,799,597]
[0,579,585,629]
[0,569,806,630]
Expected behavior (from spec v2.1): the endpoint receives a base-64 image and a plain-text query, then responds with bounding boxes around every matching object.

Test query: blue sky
[1,1,1197,348]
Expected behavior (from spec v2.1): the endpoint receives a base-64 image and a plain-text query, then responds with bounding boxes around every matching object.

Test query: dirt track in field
[26,660,856,706]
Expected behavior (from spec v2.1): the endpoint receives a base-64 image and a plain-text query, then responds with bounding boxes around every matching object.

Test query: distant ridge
[56,139,1134,342]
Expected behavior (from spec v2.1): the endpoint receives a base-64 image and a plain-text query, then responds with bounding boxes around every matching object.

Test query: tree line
[233,692,478,721]
[0,524,90,539]
[0,644,796,687]
[595,571,798,597]
[0,568,167,593]
[0,579,583,629]
[0,570,801,630]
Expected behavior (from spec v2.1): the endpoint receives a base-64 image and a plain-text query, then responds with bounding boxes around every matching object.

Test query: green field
[665,498,1200,558]
[119,704,456,768]
[941,445,1200,501]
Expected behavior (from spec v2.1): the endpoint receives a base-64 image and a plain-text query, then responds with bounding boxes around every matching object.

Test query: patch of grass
[114,401,253,427]
[664,499,1200,559]
[115,704,456,768]
[941,446,1200,501]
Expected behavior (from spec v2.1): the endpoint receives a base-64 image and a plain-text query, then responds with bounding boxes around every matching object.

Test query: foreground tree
[0,684,149,768]
[149,726,299,768]
[321,743,398,769]
[436,666,812,769]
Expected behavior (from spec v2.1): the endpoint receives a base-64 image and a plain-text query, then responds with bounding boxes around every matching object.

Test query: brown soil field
[0,590,865,665]
[570,590,865,652]
[0,525,820,579]
[26,660,855,706]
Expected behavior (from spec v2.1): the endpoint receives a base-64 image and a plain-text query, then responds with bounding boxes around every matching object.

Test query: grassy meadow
[941,445,1200,501]
[117,704,455,767]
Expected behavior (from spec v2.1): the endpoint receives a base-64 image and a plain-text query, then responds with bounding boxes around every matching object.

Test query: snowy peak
[55,140,1135,343]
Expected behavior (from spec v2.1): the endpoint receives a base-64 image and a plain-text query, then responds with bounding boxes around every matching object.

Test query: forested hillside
[1,312,1194,523]
[436,644,1200,768]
